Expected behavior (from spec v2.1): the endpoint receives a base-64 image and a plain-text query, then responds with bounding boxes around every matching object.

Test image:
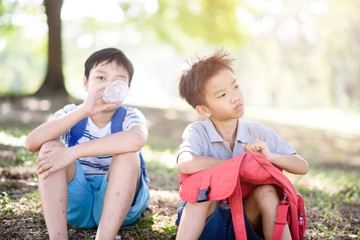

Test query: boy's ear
[195,105,211,118]
[83,76,89,92]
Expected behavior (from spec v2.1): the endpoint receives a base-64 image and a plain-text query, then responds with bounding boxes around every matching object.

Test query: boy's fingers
[37,166,45,175]
[37,162,50,175]
[36,154,46,164]
[36,158,48,169]
[242,144,248,152]
[42,168,55,180]
[37,149,50,164]
[42,171,50,180]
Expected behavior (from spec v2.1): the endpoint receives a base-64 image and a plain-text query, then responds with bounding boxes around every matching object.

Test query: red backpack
[179,152,306,240]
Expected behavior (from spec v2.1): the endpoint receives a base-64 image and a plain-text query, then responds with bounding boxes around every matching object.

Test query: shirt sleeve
[123,107,147,131]
[48,104,78,144]
[259,124,296,155]
[177,123,204,157]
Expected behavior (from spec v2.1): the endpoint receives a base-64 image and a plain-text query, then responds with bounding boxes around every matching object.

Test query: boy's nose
[231,94,240,104]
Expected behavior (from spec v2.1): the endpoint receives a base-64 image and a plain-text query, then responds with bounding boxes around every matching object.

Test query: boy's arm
[25,82,116,153]
[242,139,309,175]
[25,107,89,153]
[177,151,227,174]
[36,124,147,178]
[267,153,308,175]
[71,124,147,157]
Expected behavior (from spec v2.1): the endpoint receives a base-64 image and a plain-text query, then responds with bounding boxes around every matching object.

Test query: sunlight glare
[144,0,159,15]
[76,34,94,48]
[246,0,283,14]
[249,16,274,37]
[23,21,47,39]
[188,1,201,15]
[236,7,254,26]
[301,23,317,42]
[0,132,26,147]
[265,0,283,14]
[0,39,7,51]
[309,1,329,15]
[246,0,264,9]
[10,13,47,39]
[62,0,124,23]
[276,17,299,42]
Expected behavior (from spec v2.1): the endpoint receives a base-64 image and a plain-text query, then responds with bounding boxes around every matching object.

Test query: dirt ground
[0,96,359,239]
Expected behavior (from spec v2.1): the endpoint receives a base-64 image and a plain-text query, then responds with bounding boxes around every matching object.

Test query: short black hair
[84,48,134,86]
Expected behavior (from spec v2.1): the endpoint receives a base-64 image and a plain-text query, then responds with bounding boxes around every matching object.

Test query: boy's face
[83,60,130,107]
[197,68,245,121]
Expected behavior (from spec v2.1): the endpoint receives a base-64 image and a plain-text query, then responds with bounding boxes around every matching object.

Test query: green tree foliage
[121,0,246,51]
[1,0,360,110]
[0,0,47,96]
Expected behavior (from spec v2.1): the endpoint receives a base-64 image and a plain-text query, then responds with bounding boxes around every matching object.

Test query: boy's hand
[36,146,76,179]
[82,82,117,116]
[242,140,273,161]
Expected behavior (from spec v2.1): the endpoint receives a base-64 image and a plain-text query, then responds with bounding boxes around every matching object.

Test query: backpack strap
[69,118,88,147]
[110,106,127,133]
[110,106,149,182]
[69,106,127,148]
[272,193,290,240]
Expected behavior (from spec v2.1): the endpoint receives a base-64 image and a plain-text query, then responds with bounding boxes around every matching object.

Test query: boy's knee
[253,185,279,204]
[38,140,64,160]
[109,152,141,176]
[186,200,216,217]
[112,152,140,166]
[39,140,64,152]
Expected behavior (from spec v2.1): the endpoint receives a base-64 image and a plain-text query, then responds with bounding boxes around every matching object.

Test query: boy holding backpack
[175,50,309,240]
[25,48,150,240]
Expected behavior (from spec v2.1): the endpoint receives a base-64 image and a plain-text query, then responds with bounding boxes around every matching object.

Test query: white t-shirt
[51,104,146,177]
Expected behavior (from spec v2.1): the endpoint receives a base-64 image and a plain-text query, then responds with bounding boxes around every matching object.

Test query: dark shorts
[176,200,264,240]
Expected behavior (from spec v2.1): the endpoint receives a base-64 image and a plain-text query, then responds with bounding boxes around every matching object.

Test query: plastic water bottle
[102,80,129,104]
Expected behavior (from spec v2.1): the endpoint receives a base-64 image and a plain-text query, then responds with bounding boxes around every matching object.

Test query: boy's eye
[234,84,239,89]
[217,93,226,99]
[97,76,105,80]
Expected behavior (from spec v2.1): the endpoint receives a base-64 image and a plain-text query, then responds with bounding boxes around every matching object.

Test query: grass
[0,192,13,216]
[0,98,359,239]
[2,126,359,239]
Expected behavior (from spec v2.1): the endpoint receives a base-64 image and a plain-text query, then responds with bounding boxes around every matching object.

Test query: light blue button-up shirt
[178,118,296,161]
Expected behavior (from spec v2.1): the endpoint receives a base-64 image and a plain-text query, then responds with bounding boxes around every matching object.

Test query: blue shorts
[176,200,264,240]
[67,161,150,228]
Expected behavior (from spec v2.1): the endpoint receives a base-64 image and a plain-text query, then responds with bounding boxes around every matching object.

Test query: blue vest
[68,106,148,181]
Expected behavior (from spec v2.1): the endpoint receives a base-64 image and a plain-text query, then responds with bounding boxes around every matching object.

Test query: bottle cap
[102,80,129,104]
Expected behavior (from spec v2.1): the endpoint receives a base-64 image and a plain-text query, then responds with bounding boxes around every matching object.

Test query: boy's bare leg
[245,185,291,240]
[96,152,141,240]
[37,141,76,240]
[176,200,217,240]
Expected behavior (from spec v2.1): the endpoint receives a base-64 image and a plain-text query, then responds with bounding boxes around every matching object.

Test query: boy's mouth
[235,104,243,110]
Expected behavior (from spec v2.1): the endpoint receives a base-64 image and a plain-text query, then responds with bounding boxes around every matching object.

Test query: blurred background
[0,1,360,238]
[1,0,360,113]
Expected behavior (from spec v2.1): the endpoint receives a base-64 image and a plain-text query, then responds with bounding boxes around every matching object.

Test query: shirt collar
[236,119,250,143]
[204,118,250,143]
[204,119,224,143]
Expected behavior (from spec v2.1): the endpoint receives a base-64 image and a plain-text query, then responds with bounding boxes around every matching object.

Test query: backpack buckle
[280,193,290,205]
[196,186,211,202]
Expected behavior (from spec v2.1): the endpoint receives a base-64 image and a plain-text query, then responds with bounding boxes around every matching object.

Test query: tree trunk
[35,0,67,96]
